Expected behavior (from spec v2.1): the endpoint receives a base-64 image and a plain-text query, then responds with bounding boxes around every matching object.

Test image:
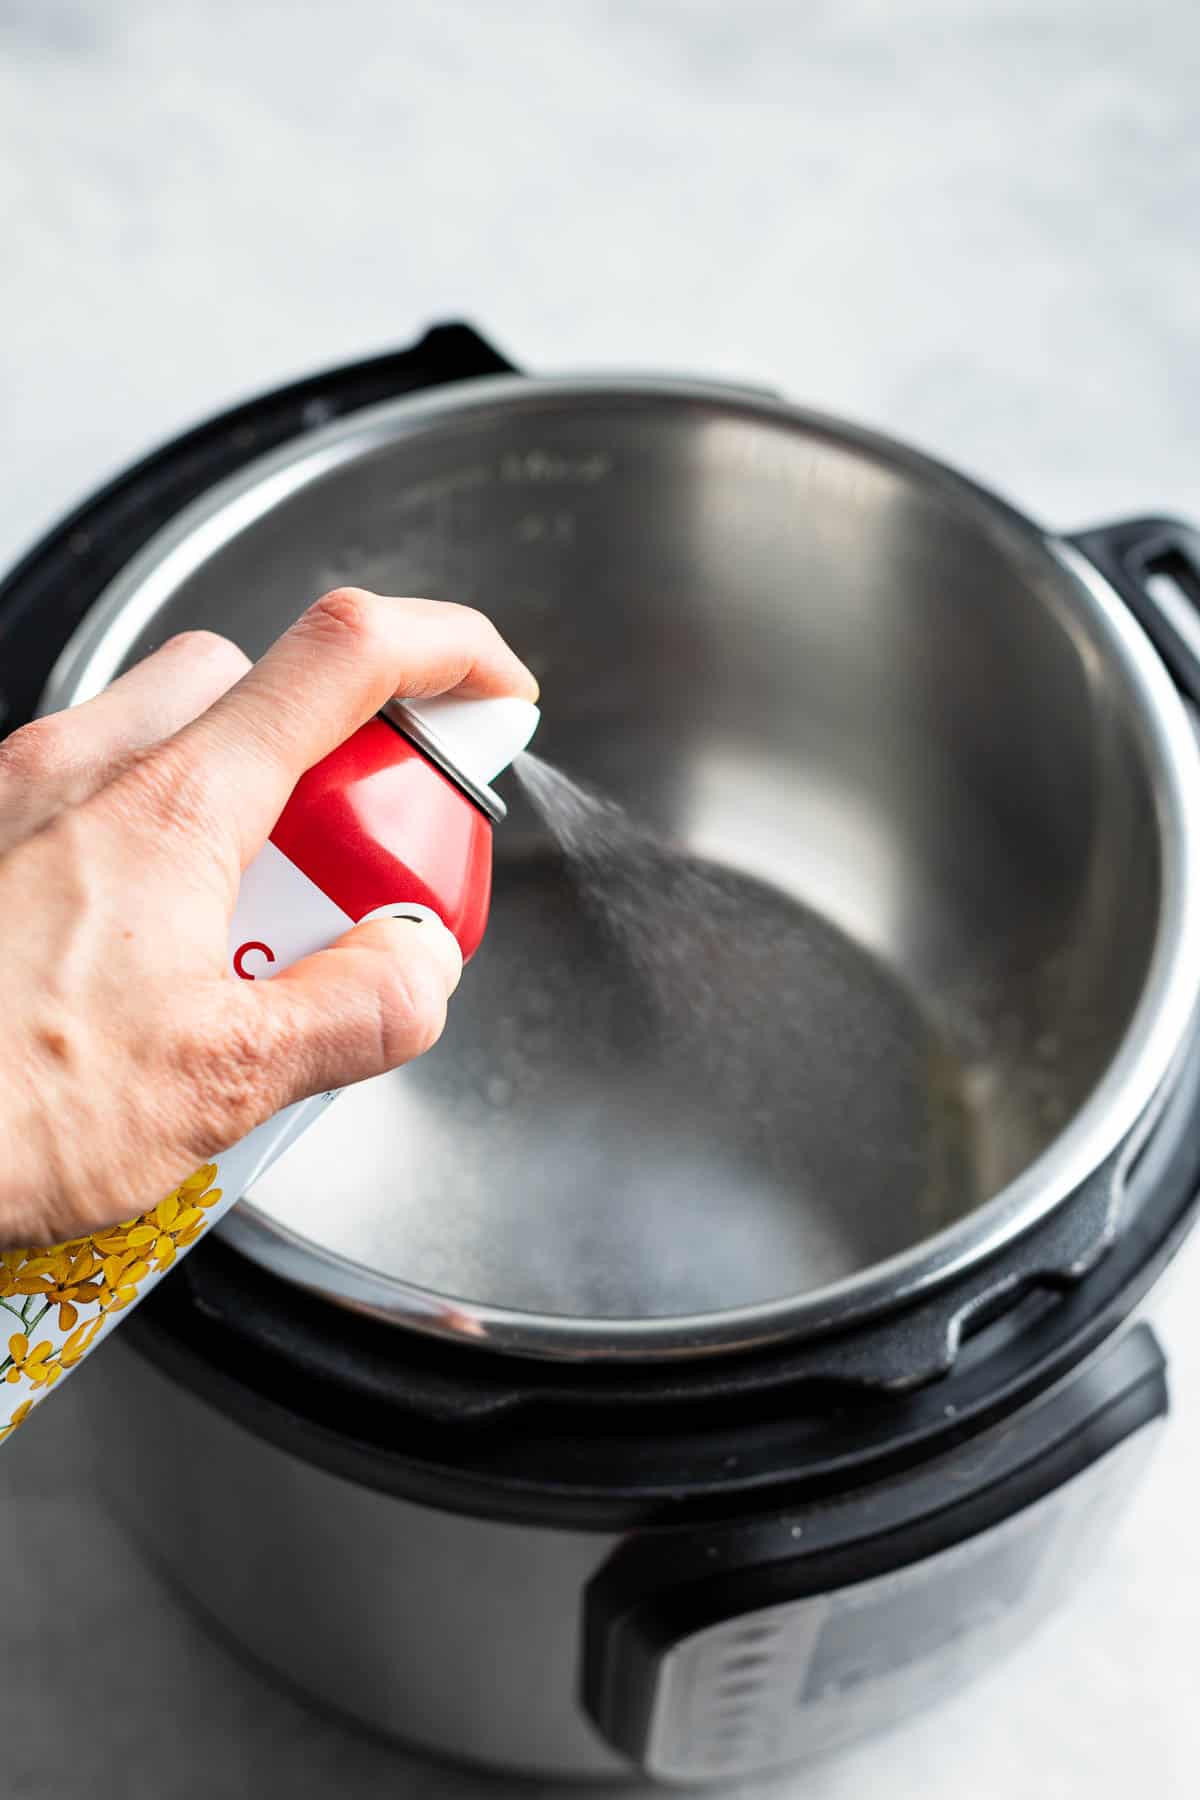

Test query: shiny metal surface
[87,1339,628,1778]
[74,1331,1158,1781]
[41,378,1200,1358]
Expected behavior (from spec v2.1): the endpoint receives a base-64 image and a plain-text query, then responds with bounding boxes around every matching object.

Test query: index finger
[157,589,538,864]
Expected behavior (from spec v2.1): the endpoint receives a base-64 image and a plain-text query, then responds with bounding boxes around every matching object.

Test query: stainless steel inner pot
[42,378,1200,1358]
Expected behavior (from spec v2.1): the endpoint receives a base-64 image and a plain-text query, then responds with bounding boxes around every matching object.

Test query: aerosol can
[0,693,540,1441]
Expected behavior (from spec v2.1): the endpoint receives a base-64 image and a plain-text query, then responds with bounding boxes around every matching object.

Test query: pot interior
[53,387,1165,1327]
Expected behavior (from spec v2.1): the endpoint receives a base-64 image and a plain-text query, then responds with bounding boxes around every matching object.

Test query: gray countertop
[2,3,1199,1795]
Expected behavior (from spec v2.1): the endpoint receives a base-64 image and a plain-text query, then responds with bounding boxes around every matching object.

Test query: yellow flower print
[0,1243,104,1331]
[0,1399,33,1442]
[58,1317,106,1368]
[6,1334,63,1387]
[87,1166,222,1300]
[0,1161,224,1417]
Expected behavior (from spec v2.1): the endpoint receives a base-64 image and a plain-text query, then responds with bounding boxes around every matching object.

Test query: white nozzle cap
[402,694,541,788]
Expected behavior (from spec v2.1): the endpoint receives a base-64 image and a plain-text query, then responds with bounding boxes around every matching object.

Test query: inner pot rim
[38,374,1200,1361]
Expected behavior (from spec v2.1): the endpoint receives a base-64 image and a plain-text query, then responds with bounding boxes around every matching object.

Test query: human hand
[0,588,537,1250]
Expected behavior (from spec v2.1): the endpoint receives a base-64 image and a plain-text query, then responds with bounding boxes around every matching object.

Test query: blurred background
[2,2,1198,1796]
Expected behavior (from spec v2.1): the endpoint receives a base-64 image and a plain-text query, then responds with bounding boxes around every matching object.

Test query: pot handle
[1068,516,1200,705]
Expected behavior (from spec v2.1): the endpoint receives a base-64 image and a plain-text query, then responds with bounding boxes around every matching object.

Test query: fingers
[0,632,250,853]
[158,590,538,866]
[247,913,464,1103]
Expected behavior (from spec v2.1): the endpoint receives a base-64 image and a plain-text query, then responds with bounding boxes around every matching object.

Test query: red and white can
[0,694,539,1440]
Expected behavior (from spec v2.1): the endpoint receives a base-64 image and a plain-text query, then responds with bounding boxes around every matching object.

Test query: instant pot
[5,322,1200,1784]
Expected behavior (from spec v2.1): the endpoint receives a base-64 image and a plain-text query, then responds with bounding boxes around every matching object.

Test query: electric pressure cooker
[5,322,1200,1784]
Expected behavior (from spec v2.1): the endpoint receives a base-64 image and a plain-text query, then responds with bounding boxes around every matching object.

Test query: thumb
[251,913,464,1100]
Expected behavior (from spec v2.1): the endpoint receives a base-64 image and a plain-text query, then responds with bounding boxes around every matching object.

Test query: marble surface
[2,2,1200,1795]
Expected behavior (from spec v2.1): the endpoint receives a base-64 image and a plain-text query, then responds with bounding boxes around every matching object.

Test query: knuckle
[0,716,74,785]
[107,738,221,843]
[305,586,379,649]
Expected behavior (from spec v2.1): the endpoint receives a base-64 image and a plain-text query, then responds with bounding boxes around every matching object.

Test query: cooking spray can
[0,694,539,1443]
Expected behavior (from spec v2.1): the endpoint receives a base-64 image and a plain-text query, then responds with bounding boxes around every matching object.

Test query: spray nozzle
[382,693,541,821]
[404,694,541,786]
